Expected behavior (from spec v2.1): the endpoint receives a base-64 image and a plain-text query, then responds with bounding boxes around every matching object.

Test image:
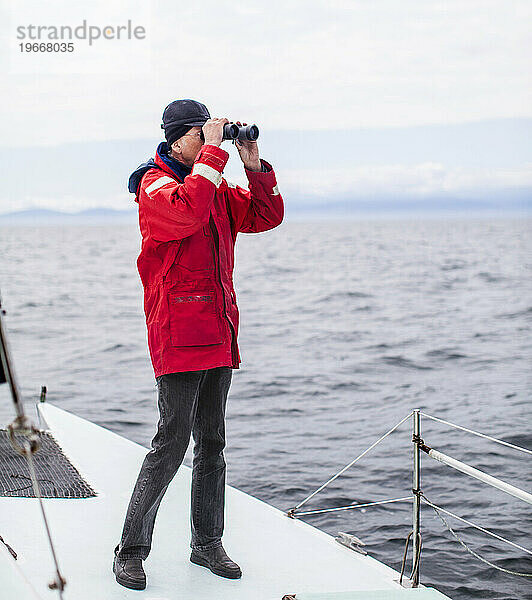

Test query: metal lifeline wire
[286,406,532,582]
[292,496,413,517]
[290,411,413,513]
[22,440,66,596]
[420,412,532,456]
[422,495,532,578]
[1,298,66,597]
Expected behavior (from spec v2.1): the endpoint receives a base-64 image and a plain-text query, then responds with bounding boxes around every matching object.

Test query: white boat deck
[0,403,451,599]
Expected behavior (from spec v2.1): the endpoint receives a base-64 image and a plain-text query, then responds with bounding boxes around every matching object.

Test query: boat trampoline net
[0,429,97,498]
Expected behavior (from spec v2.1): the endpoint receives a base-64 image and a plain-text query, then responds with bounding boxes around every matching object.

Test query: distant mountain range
[0,208,138,224]
[0,196,530,226]
[1,119,531,220]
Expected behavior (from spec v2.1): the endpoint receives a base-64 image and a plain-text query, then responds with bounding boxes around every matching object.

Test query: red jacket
[134,144,284,377]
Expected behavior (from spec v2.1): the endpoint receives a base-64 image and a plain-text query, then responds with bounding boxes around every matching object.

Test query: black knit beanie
[161,99,210,147]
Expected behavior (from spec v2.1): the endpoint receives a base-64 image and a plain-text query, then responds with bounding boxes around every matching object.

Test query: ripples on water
[0,217,531,600]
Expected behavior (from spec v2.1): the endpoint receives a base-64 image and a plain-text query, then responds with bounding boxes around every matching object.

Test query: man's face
[173,126,204,166]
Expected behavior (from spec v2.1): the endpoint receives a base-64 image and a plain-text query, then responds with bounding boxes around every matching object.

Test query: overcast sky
[1,0,531,213]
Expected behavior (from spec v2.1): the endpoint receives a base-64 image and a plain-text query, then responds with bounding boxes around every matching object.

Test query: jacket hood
[128,142,192,197]
[128,157,158,195]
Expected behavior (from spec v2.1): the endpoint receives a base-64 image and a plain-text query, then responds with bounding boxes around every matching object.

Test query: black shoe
[190,544,242,579]
[113,546,146,590]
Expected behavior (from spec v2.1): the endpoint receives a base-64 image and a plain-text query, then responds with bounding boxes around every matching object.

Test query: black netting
[0,429,97,498]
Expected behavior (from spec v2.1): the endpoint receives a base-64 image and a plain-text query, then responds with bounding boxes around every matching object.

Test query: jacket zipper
[209,214,238,364]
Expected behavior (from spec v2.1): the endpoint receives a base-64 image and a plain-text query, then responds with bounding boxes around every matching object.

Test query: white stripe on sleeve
[145,176,175,195]
[192,163,222,188]
[271,184,280,196]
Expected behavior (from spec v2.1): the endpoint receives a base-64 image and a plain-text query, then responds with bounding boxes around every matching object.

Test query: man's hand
[202,118,229,147]
[234,121,261,172]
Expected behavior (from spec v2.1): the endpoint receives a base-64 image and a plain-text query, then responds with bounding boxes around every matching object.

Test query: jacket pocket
[168,286,222,346]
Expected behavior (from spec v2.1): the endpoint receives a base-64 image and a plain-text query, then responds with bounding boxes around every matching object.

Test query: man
[113,99,284,590]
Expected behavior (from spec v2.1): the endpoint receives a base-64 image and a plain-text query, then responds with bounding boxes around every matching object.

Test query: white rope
[420,412,532,456]
[421,496,532,557]
[292,412,413,510]
[423,495,532,578]
[291,496,413,517]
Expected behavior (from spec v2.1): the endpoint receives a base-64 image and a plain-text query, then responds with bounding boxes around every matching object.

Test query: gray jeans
[116,367,232,560]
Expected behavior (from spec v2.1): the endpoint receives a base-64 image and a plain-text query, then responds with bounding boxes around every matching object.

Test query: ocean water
[0,216,531,599]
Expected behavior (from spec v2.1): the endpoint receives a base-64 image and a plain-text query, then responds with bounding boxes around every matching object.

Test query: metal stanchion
[412,409,421,587]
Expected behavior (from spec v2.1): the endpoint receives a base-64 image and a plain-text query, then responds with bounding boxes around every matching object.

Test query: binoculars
[222,123,259,141]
